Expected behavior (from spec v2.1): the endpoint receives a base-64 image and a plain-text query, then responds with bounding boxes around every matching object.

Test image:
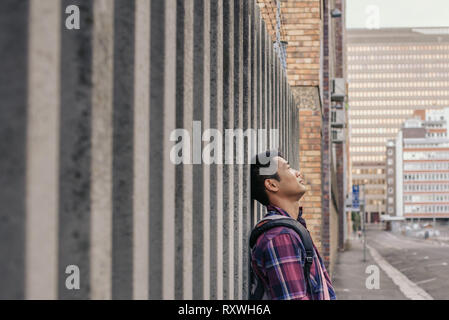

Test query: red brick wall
[258,0,322,86]
[298,107,323,250]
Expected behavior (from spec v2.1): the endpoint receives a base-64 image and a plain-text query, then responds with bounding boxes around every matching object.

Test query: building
[347,27,449,223]
[388,108,449,221]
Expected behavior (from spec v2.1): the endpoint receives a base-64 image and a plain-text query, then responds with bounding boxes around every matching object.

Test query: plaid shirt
[250,205,337,300]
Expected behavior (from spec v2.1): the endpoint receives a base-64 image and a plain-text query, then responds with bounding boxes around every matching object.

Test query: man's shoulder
[253,223,303,250]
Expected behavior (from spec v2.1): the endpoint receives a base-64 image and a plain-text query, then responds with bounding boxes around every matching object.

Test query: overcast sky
[346,0,449,29]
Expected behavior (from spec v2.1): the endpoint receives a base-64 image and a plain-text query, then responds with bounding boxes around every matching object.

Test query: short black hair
[250,150,282,206]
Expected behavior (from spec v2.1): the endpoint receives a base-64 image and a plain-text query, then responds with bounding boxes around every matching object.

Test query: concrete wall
[0,0,299,299]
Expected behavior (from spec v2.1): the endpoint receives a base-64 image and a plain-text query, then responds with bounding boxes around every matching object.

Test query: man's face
[273,156,307,200]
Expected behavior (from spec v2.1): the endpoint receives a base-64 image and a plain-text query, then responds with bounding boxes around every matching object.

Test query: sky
[346,0,449,29]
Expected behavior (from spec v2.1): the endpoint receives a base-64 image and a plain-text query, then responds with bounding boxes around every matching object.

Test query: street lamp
[362,184,367,262]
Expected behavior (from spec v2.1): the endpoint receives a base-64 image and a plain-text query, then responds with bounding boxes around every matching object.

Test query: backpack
[249,214,315,300]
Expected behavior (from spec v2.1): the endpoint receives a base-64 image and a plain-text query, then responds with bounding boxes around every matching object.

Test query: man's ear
[264,178,279,194]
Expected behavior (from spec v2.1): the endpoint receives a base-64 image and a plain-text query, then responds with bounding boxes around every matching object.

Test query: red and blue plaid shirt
[250,205,337,300]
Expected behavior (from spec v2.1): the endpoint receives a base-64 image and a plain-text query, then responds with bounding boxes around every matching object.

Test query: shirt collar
[265,204,307,228]
[265,204,303,218]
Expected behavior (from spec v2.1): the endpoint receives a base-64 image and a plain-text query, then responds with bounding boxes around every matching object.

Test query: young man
[250,151,336,300]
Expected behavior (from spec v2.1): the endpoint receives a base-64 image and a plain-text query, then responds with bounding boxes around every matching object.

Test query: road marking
[367,245,434,300]
[425,262,448,267]
[415,278,436,285]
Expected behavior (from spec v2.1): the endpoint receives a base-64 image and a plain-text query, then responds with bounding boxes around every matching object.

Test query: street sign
[352,184,359,209]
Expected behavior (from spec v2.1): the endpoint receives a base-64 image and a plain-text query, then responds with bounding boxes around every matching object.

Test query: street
[368,227,449,300]
[334,225,449,300]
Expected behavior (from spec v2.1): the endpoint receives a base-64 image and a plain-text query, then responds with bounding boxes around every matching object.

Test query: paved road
[367,228,449,300]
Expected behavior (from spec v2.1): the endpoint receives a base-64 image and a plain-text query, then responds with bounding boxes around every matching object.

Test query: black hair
[250,150,282,206]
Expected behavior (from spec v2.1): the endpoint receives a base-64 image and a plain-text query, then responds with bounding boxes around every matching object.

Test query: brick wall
[283,0,322,87]
[298,102,323,250]
[258,0,322,87]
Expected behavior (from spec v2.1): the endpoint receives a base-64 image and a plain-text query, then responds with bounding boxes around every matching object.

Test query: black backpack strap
[250,217,315,299]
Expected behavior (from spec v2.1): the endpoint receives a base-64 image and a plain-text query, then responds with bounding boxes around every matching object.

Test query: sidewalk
[332,236,407,300]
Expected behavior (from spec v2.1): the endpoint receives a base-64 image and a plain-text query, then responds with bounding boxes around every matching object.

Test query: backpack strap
[249,216,315,299]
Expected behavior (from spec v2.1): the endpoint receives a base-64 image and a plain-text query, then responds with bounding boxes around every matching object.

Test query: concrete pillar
[112,0,136,300]
[0,0,301,300]
[133,0,150,300]
[26,0,61,300]
[0,0,29,300]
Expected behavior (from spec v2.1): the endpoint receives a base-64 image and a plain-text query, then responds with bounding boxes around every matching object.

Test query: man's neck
[270,199,301,220]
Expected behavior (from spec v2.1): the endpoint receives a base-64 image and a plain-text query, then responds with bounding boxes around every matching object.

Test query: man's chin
[297,187,307,199]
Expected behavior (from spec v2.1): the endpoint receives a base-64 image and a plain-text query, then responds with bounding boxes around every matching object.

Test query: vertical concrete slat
[26,0,60,300]
[255,4,262,222]
[232,0,243,300]
[282,64,286,155]
[193,0,205,299]
[174,0,184,300]
[59,0,94,300]
[202,0,211,300]
[133,0,150,300]
[261,18,266,154]
[112,0,135,300]
[267,32,272,150]
[286,94,289,160]
[242,0,251,299]
[279,56,283,153]
[0,0,29,300]
[289,99,292,162]
[276,57,278,151]
[90,0,114,300]
[174,0,183,300]
[273,52,278,152]
[209,0,224,300]
[250,0,258,228]
[272,38,277,150]
[180,0,194,300]
[208,0,216,300]
[149,0,164,299]
[222,0,234,300]
[162,0,177,299]
[263,22,268,152]
[216,0,224,300]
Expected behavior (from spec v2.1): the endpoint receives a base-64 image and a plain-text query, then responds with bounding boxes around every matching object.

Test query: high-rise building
[347,27,449,222]
[388,108,449,221]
